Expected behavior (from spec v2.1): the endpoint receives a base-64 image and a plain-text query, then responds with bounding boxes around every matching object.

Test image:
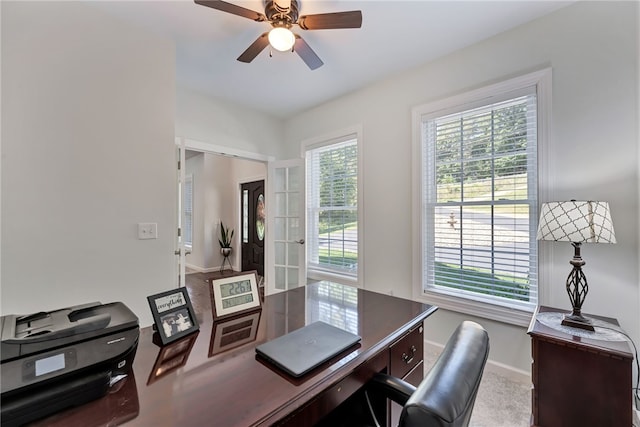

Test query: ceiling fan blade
[237,33,270,63]
[194,0,266,22]
[294,36,323,70]
[298,11,362,30]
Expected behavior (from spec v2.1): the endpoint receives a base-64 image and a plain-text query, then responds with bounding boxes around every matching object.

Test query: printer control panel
[23,349,77,381]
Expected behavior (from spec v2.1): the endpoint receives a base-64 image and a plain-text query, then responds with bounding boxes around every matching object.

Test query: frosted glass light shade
[268,27,295,52]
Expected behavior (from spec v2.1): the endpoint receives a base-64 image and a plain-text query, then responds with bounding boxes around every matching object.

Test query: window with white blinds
[184,175,193,248]
[306,138,358,278]
[421,88,538,311]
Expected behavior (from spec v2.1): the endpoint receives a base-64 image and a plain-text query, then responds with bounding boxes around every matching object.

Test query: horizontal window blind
[423,91,538,309]
[306,139,358,276]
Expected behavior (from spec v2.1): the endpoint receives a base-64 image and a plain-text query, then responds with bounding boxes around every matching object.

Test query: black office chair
[319,321,489,427]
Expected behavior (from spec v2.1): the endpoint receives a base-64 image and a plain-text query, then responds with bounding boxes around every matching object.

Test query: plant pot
[221,247,232,257]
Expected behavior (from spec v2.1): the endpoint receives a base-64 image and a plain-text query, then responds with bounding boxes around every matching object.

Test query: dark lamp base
[561,314,595,332]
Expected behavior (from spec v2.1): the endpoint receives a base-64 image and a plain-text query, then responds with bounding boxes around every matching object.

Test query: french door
[267,159,306,295]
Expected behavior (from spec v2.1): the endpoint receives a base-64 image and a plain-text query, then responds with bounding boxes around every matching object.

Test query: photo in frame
[147,331,199,385]
[147,287,199,345]
[209,271,261,320]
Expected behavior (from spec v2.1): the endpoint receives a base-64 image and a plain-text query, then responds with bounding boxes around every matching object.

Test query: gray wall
[0,2,281,327]
[1,1,176,326]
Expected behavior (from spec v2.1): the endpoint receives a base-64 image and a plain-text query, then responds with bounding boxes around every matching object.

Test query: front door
[241,180,265,276]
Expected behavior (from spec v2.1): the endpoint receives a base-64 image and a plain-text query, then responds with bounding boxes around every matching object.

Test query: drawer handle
[402,345,417,365]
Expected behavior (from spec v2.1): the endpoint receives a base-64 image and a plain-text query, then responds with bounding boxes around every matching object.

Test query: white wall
[283,1,639,373]
[185,153,265,272]
[176,88,278,273]
[1,2,176,326]
[176,86,285,159]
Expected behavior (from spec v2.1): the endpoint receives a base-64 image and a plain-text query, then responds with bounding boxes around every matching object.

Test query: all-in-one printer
[1,301,139,426]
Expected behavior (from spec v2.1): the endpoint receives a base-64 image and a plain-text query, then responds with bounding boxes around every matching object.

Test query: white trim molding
[179,137,276,163]
[412,68,552,326]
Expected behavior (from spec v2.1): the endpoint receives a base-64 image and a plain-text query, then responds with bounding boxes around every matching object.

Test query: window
[306,134,359,281]
[307,281,359,335]
[183,174,193,248]
[413,70,550,324]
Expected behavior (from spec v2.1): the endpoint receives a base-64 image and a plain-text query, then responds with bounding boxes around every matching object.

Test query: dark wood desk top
[34,282,436,427]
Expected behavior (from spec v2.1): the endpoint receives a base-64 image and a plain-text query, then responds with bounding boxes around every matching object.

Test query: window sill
[417,289,535,327]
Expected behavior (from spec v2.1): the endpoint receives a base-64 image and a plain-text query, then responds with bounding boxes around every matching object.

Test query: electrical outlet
[138,223,158,240]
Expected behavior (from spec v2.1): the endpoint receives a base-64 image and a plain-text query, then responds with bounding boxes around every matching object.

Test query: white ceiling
[93,0,573,119]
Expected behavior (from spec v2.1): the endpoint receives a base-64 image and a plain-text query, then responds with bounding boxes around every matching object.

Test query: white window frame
[302,125,364,287]
[412,69,551,326]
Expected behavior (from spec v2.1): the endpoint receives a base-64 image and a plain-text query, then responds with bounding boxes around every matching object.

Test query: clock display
[220,280,253,298]
[222,293,254,309]
[211,272,261,318]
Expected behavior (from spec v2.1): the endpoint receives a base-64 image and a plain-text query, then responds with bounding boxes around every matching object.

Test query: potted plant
[218,221,234,257]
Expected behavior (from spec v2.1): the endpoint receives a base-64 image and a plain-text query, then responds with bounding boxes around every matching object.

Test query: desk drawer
[278,350,388,427]
[389,323,423,379]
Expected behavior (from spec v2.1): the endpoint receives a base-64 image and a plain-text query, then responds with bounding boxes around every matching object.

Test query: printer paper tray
[1,369,111,427]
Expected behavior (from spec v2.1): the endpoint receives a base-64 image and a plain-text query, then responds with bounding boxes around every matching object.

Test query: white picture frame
[209,271,261,319]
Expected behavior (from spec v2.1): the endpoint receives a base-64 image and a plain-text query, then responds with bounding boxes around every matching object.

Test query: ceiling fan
[194,0,362,70]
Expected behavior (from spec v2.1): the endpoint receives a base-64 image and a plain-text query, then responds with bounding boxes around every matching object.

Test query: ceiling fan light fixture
[268,27,295,52]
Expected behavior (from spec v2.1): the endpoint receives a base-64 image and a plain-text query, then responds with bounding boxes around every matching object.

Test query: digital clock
[210,271,261,319]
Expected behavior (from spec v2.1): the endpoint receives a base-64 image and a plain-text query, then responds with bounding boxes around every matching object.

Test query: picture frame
[147,331,199,385]
[209,310,261,357]
[147,287,199,345]
[209,271,261,320]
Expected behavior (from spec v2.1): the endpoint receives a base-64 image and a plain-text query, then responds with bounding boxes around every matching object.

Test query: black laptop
[255,321,361,377]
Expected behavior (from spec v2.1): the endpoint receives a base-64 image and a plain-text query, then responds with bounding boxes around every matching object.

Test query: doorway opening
[181,146,267,280]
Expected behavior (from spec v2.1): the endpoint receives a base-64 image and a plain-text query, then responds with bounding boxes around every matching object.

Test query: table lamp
[536,200,616,331]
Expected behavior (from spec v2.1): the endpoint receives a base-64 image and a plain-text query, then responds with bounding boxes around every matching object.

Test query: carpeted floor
[424,344,531,427]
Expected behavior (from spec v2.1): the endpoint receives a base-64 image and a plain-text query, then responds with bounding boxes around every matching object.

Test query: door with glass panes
[267,159,305,295]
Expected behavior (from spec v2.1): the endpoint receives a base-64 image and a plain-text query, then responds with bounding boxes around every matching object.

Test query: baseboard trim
[185,264,229,274]
[425,340,530,384]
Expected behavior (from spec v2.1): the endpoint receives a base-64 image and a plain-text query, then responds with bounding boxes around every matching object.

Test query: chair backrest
[400,321,489,427]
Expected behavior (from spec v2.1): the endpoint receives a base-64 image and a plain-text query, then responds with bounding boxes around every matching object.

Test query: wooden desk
[33,282,436,427]
[528,305,633,427]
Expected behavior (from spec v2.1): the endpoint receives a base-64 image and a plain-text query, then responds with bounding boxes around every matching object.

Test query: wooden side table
[528,306,633,427]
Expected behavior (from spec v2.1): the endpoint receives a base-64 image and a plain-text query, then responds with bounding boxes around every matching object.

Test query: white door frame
[175,138,187,287]
[177,137,275,282]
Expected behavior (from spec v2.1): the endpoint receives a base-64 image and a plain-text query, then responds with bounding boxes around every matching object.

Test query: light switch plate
[138,223,158,239]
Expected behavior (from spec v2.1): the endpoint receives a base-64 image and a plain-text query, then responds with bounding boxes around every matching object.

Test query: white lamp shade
[537,201,616,243]
[268,27,295,52]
